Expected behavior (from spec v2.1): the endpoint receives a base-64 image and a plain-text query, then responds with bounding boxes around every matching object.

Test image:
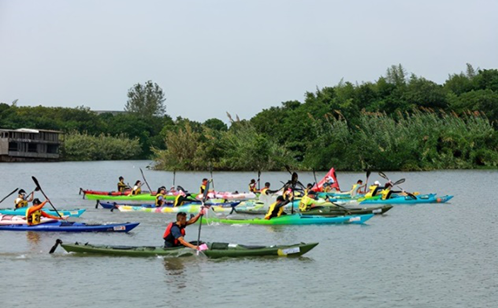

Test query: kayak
[98,200,240,210]
[203,213,374,225]
[116,204,233,214]
[234,205,393,216]
[55,240,318,258]
[80,188,133,196]
[0,214,65,225]
[0,208,86,217]
[204,192,257,201]
[0,221,139,232]
[360,193,453,205]
[84,193,198,202]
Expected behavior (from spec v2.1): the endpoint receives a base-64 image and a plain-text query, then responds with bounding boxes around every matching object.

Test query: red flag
[312,167,340,192]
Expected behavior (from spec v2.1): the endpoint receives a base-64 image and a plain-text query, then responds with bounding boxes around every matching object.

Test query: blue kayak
[0,221,139,232]
[0,208,86,217]
[360,193,453,205]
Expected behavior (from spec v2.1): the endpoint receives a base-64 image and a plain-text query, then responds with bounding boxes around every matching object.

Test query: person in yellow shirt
[14,189,34,209]
[265,196,289,220]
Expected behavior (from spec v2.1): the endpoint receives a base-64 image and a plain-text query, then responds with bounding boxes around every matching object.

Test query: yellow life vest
[132,187,141,195]
[117,181,127,192]
[364,185,377,198]
[299,195,314,211]
[174,194,185,207]
[200,185,206,194]
[155,193,166,207]
[15,198,28,209]
[380,188,391,200]
[265,201,285,220]
[260,188,269,195]
[27,210,42,225]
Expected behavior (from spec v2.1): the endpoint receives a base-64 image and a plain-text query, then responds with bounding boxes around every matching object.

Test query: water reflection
[163,258,188,289]
[26,232,41,245]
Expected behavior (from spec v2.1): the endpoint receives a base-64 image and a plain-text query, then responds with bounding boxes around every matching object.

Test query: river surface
[0,161,497,308]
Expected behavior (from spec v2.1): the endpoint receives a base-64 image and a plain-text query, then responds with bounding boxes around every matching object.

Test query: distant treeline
[1,64,497,170]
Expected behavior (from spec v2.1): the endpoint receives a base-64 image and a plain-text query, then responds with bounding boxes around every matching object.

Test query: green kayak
[235,205,392,216]
[55,240,318,258]
[203,213,373,225]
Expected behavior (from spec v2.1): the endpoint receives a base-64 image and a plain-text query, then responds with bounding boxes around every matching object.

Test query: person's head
[159,187,166,194]
[357,180,363,184]
[264,182,270,188]
[276,196,285,202]
[307,183,313,189]
[33,198,42,205]
[250,179,256,184]
[202,178,208,185]
[374,181,381,186]
[385,182,393,188]
[119,176,124,181]
[135,180,141,186]
[176,212,188,226]
[19,189,26,196]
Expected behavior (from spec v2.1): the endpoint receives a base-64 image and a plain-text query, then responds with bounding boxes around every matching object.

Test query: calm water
[0,161,497,308]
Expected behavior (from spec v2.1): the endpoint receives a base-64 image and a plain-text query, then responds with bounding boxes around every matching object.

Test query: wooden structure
[0,128,63,162]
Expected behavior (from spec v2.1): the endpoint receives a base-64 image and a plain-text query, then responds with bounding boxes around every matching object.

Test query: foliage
[124,80,166,118]
[63,131,142,161]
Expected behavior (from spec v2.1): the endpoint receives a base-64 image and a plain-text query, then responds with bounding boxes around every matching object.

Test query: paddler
[365,181,382,198]
[380,182,403,200]
[155,187,167,207]
[200,178,209,194]
[260,182,271,195]
[14,189,34,209]
[117,176,129,192]
[129,180,142,195]
[173,191,197,207]
[248,179,257,193]
[349,180,367,197]
[264,196,289,220]
[26,198,62,226]
[163,211,204,250]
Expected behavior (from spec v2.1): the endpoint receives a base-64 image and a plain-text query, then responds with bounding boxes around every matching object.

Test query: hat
[374,181,381,185]
[19,189,26,194]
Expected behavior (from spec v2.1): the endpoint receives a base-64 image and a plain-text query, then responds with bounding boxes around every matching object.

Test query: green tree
[125,80,166,118]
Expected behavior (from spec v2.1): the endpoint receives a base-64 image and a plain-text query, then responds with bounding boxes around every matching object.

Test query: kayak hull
[0,208,86,217]
[360,194,453,205]
[235,205,392,216]
[116,204,233,214]
[204,214,373,225]
[59,241,318,258]
[0,221,139,232]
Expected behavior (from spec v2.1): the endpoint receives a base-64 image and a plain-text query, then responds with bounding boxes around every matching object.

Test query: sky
[1,0,497,122]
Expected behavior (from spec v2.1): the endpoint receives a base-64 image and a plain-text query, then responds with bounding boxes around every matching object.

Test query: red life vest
[163,222,186,246]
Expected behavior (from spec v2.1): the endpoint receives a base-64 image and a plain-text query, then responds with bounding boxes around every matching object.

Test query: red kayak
[79,188,133,196]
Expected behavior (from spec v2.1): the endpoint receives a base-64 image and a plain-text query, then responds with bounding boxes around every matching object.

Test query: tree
[125,80,166,118]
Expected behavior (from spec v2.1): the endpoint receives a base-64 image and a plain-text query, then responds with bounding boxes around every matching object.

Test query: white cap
[374,181,381,185]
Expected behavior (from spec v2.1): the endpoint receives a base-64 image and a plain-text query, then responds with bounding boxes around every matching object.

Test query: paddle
[363,170,371,194]
[173,169,176,187]
[140,168,153,194]
[312,169,318,189]
[257,170,261,191]
[196,179,210,250]
[0,188,18,204]
[31,176,64,219]
[209,163,215,190]
[290,172,298,214]
[49,238,63,254]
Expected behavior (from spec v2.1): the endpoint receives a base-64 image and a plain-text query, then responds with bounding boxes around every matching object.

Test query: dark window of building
[47,144,59,154]
[8,142,18,151]
[28,143,38,153]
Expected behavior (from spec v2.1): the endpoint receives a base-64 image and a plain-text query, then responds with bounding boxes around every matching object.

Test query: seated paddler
[155,187,167,207]
[15,189,34,209]
[264,196,289,220]
[163,211,204,250]
[26,198,62,226]
[173,191,198,207]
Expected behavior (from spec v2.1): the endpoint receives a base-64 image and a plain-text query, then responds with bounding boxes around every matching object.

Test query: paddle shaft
[0,188,18,204]
[31,177,64,219]
[197,180,210,246]
[140,168,153,194]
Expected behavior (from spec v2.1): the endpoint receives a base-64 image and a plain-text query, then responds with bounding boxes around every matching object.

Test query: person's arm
[186,211,203,226]
[26,192,35,202]
[41,211,62,220]
[177,237,198,250]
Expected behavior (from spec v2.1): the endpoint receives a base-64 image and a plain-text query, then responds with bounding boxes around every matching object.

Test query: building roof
[0,128,62,133]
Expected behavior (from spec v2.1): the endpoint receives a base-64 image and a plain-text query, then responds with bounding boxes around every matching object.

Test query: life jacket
[117,181,127,192]
[265,201,285,220]
[260,187,269,195]
[15,197,28,209]
[299,195,314,211]
[364,185,378,198]
[249,183,256,193]
[283,190,293,201]
[163,222,186,247]
[350,184,359,197]
[174,194,185,207]
[132,186,141,195]
[380,188,391,200]
[155,194,165,207]
[200,185,206,194]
